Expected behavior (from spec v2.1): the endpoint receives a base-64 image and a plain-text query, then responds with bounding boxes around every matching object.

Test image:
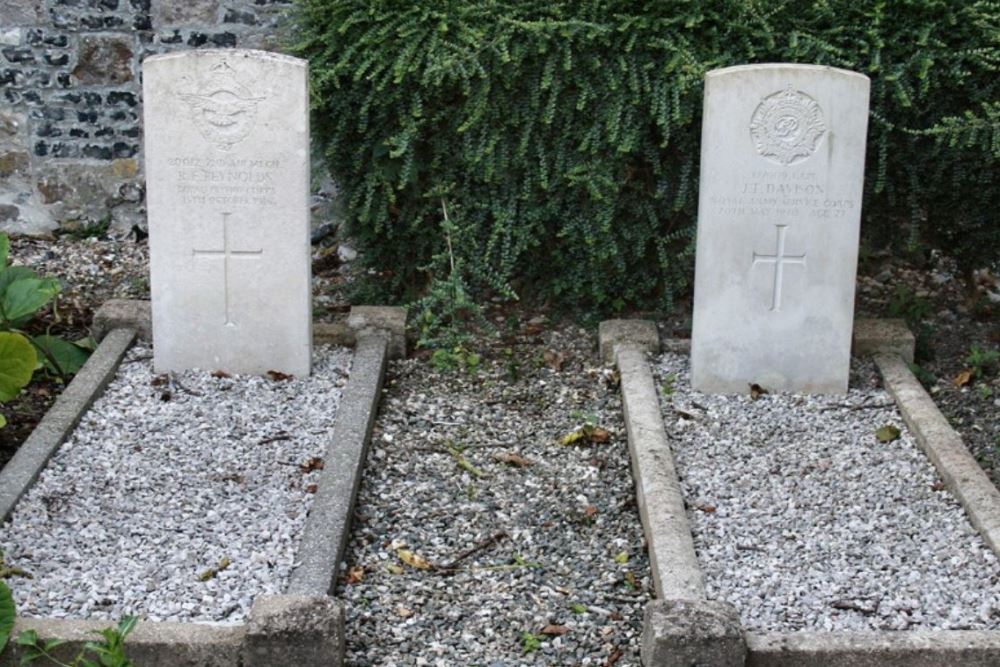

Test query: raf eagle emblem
[179,61,264,151]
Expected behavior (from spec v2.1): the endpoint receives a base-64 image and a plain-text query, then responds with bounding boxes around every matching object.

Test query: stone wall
[1,0,297,235]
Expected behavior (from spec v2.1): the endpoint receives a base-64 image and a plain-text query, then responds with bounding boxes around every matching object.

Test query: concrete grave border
[600,318,1000,667]
[0,300,404,667]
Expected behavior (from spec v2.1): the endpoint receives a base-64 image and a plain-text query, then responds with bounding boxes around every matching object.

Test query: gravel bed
[1,344,352,625]
[653,353,1000,633]
[340,326,651,666]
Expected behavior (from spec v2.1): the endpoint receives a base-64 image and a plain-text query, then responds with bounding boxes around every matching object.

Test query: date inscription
[711,170,855,220]
[168,156,280,208]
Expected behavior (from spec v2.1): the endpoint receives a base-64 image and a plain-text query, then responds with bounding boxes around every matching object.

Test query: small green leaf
[614,551,629,564]
[0,332,36,401]
[0,233,8,268]
[875,425,901,443]
[0,266,38,304]
[0,580,14,653]
[14,629,38,646]
[32,335,90,377]
[0,414,6,428]
[42,638,66,651]
[1,277,59,323]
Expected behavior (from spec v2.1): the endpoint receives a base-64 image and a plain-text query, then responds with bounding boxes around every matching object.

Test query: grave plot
[0,48,401,667]
[654,353,1000,634]
[338,326,651,666]
[599,63,1000,666]
[0,342,352,625]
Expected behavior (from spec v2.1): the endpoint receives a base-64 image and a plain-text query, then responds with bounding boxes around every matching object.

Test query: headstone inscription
[143,50,311,376]
[690,64,870,394]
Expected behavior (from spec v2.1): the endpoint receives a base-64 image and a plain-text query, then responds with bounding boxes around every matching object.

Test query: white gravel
[654,353,1000,633]
[1,344,352,624]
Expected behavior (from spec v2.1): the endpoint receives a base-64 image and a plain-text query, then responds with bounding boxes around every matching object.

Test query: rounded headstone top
[142,49,306,69]
[705,63,870,83]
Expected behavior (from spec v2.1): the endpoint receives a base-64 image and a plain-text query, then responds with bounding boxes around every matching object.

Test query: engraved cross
[192,211,263,326]
[752,224,805,312]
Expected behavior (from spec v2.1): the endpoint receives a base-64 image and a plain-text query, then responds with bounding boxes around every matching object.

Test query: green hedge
[293,0,999,315]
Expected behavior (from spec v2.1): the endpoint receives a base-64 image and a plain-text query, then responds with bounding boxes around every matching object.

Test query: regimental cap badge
[749,86,826,166]
[180,61,265,151]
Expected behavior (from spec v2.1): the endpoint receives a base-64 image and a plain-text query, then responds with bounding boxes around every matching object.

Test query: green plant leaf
[0,414,6,428]
[0,332,36,402]
[0,233,8,268]
[0,580,14,654]
[14,629,37,646]
[32,335,90,377]
[0,266,39,304]
[1,277,59,324]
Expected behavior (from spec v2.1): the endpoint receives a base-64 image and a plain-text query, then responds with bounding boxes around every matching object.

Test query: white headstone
[143,50,311,376]
[690,64,870,394]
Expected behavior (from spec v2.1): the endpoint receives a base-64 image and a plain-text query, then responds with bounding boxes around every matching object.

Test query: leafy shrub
[0,234,90,425]
[293,0,999,317]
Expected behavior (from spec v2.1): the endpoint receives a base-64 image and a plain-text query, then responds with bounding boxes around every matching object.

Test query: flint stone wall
[0,0,321,235]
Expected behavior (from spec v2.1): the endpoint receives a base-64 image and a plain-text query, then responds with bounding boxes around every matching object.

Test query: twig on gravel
[168,374,203,397]
[830,598,880,615]
[437,531,508,574]
[258,433,292,445]
[819,399,894,412]
[123,354,153,364]
[414,443,509,453]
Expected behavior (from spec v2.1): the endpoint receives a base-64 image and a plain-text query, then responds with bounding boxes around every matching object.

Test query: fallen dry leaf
[953,368,974,387]
[604,647,624,667]
[344,566,364,585]
[560,428,587,446]
[150,374,168,387]
[930,481,946,491]
[494,452,532,467]
[386,564,404,575]
[543,349,566,371]
[875,425,901,443]
[299,457,325,473]
[541,624,569,636]
[590,427,611,443]
[697,504,717,513]
[266,370,293,381]
[198,556,231,582]
[749,383,768,400]
[397,549,434,570]
[211,369,231,379]
[585,505,598,517]
[396,606,414,618]
[561,424,611,446]
[305,483,318,494]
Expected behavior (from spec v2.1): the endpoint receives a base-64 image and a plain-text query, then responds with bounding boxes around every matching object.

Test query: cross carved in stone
[192,211,263,326]
[752,224,806,312]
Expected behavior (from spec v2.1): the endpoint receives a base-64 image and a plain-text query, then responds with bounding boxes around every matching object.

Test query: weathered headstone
[143,50,311,375]
[690,64,870,394]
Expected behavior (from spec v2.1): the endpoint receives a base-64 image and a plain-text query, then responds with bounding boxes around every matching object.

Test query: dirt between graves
[3,233,998,488]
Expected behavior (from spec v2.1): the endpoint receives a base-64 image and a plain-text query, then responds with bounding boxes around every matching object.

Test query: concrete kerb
[605,318,1000,666]
[600,320,746,667]
[286,332,390,595]
[875,351,1000,556]
[1,302,406,667]
[745,630,1000,667]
